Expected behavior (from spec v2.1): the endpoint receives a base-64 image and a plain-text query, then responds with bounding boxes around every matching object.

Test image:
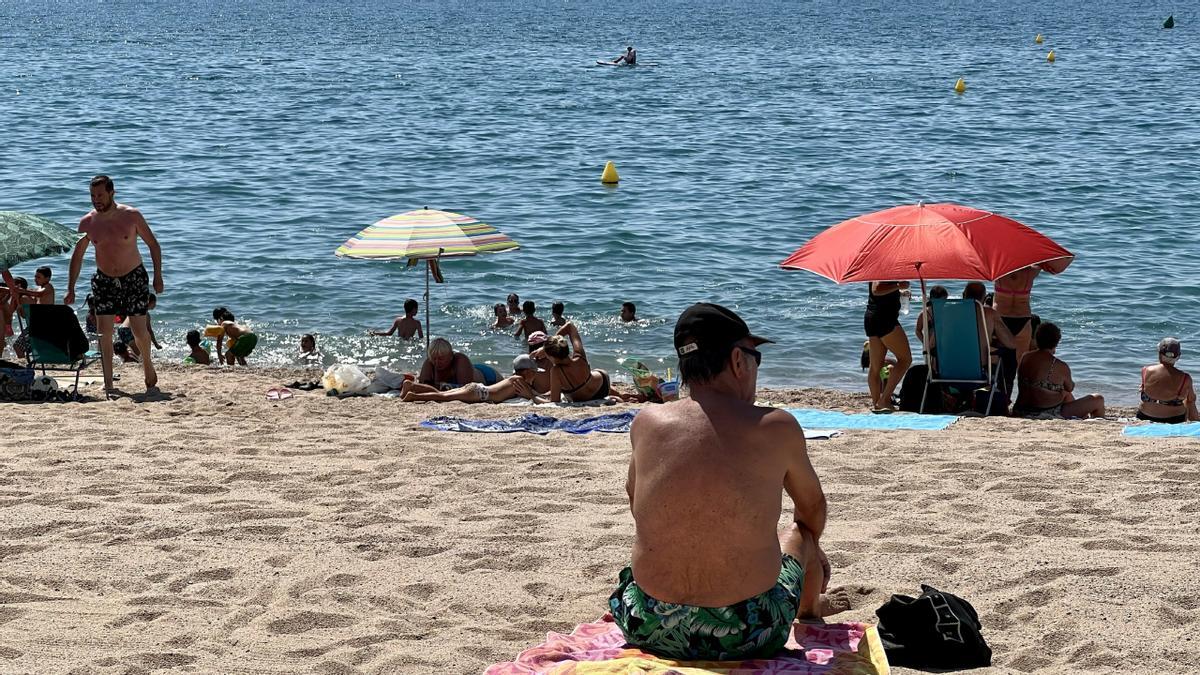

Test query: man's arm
[134,211,164,294]
[63,235,89,306]
[773,410,826,541]
[625,415,640,510]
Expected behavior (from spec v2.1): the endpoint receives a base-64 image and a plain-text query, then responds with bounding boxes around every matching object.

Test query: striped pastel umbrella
[335,208,519,346]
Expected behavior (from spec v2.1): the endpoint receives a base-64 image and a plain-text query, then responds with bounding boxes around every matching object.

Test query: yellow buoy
[954,77,966,94]
[601,161,619,184]
[1035,33,1044,44]
[1047,50,1056,63]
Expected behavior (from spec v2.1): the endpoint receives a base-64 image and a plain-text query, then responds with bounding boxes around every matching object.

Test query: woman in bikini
[1013,322,1105,418]
[1137,338,1199,423]
[863,281,912,412]
[994,267,1041,361]
[545,322,612,403]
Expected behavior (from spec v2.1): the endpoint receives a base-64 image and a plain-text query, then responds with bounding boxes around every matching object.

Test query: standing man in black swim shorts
[64,175,164,396]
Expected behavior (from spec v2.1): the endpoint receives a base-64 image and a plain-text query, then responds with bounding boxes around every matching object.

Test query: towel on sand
[486,613,890,674]
[1122,422,1200,437]
[786,408,957,431]
[421,412,843,439]
[421,412,638,435]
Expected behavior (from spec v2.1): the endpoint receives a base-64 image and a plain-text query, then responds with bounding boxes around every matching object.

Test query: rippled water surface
[2,0,1198,402]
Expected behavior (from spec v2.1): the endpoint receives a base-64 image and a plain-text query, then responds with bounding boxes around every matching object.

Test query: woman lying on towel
[1013,322,1105,419]
[1137,338,1199,423]
[400,355,546,404]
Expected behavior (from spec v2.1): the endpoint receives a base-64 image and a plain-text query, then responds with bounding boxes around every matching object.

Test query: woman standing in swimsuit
[863,281,912,412]
[545,322,612,403]
[1013,322,1105,418]
[1137,338,1199,423]
[994,267,1041,362]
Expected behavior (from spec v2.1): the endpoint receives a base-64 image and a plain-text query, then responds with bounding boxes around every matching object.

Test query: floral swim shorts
[608,554,805,661]
[91,264,149,317]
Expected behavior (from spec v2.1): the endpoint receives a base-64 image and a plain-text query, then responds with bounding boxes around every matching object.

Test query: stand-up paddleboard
[596,60,657,67]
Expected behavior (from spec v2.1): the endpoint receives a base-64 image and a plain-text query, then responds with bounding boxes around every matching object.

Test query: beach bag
[876,584,992,669]
[372,366,410,392]
[898,365,940,413]
[0,365,34,402]
[321,364,371,394]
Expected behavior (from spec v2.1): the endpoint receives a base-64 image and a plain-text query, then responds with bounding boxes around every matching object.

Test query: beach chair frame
[19,305,96,400]
[920,298,998,415]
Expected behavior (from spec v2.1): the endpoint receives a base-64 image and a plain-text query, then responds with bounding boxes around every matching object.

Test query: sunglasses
[736,345,762,367]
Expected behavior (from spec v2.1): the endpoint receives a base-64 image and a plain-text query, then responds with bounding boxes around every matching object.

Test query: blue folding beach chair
[23,304,96,399]
[920,298,998,415]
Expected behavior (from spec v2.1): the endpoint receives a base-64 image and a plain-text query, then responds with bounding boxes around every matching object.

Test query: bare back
[629,398,820,606]
[79,203,146,277]
[994,268,1039,317]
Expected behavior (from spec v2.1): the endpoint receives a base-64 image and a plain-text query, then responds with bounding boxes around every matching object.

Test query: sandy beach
[0,363,1197,674]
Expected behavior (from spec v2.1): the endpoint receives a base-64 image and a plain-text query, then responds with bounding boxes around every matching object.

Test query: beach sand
[0,363,1197,673]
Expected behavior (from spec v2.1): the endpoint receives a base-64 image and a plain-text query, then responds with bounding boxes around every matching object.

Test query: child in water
[373,298,423,340]
[492,303,515,329]
[185,329,211,365]
[215,310,257,366]
[514,300,548,343]
[550,301,567,327]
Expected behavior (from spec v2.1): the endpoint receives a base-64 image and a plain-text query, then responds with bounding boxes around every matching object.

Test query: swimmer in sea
[614,46,637,65]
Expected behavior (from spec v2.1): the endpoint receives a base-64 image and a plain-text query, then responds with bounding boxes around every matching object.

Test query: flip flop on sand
[266,388,282,401]
[267,388,295,401]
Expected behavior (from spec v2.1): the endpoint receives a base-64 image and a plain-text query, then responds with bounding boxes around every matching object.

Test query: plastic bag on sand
[372,365,410,391]
[322,364,371,394]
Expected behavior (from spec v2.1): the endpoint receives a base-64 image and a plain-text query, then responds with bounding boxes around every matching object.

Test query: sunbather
[864,281,912,412]
[995,266,1041,363]
[417,337,475,389]
[545,322,612,402]
[1137,338,1199,423]
[400,355,547,403]
[1013,322,1105,418]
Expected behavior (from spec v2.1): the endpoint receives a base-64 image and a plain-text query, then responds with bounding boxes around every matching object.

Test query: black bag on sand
[898,364,941,413]
[875,584,992,670]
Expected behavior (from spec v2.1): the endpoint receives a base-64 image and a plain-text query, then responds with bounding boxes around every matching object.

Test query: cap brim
[749,334,774,346]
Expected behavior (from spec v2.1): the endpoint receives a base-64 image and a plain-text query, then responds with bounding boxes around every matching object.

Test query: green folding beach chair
[24,304,95,399]
[920,298,997,415]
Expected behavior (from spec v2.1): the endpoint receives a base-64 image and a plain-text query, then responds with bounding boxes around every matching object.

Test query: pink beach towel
[486,613,890,674]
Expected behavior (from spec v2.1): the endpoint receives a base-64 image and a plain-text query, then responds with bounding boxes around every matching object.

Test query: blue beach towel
[421,412,638,435]
[1122,422,1200,437]
[786,408,958,431]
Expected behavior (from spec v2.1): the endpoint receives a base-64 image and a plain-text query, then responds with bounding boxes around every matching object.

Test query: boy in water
[399,355,547,404]
[16,266,56,305]
[550,301,567,327]
[121,294,161,360]
[620,301,638,323]
[373,298,423,340]
[492,303,515,329]
[514,300,548,343]
[185,329,211,365]
[215,310,258,366]
[506,293,521,318]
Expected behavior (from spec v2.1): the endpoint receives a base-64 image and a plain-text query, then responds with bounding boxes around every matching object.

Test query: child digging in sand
[400,355,547,404]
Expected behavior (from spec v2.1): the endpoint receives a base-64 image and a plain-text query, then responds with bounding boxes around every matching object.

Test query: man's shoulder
[78,210,97,229]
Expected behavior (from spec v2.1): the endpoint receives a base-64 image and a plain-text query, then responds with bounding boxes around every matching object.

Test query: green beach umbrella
[0,211,82,271]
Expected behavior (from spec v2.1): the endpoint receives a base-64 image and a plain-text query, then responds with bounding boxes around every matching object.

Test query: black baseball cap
[674,303,773,358]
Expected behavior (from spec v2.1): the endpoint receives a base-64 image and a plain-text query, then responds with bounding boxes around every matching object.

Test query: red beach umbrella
[779,202,1073,285]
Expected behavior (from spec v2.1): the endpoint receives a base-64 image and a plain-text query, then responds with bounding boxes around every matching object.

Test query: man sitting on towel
[610,303,850,661]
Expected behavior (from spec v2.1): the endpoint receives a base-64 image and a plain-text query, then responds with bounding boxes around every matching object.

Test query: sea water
[2,0,1198,403]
